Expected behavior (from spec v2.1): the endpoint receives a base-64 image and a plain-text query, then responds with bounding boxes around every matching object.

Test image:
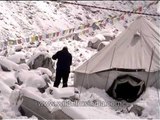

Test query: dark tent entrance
[107,75,146,102]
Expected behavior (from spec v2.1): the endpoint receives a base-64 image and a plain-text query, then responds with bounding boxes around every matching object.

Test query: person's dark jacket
[52,48,72,72]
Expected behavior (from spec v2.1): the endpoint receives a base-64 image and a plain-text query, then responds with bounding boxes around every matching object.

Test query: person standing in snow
[52,46,72,87]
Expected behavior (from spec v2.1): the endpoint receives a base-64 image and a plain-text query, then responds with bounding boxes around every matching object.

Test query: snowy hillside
[0,1,159,41]
[0,1,160,119]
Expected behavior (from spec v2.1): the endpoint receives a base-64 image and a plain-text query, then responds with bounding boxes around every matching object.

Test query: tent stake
[105,45,117,90]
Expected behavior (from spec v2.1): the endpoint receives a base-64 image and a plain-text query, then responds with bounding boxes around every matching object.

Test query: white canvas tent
[74,16,160,101]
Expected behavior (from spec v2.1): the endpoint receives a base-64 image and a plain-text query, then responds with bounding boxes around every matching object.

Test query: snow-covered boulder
[91,23,100,30]
[0,81,12,97]
[7,52,26,64]
[88,39,101,49]
[97,41,111,51]
[16,70,48,89]
[0,71,17,87]
[0,50,8,56]
[15,45,23,52]
[27,52,55,74]
[15,68,53,93]
[88,34,112,51]
[129,104,144,116]
[15,88,72,119]
[95,34,106,41]
[73,33,81,41]
[0,56,19,71]
[18,63,30,71]
[88,34,106,49]
[50,87,75,99]
[37,67,52,77]
[103,35,115,41]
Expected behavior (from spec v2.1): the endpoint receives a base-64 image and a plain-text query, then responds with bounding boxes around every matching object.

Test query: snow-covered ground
[0,1,160,119]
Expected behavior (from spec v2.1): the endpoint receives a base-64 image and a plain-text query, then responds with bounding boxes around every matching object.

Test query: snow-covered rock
[97,41,110,51]
[37,67,52,77]
[0,81,12,97]
[0,71,17,87]
[7,52,26,64]
[88,34,106,49]
[0,56,19,71]
[16,70,47,88]
[14,45,23,52]
[18,63,30,71]
[27,52,55,74]
[50,87,75,99]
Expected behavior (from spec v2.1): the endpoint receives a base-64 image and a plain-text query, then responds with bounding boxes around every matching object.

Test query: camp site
[0,1,159,119]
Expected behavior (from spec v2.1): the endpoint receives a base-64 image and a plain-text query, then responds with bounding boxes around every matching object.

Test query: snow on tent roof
[75,16,160,74]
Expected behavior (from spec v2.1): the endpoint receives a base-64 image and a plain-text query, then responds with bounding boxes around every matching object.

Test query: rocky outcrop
[0,56,19,71]
[27,53,55,74]
[88,39,101,49]
[129,104,144,116]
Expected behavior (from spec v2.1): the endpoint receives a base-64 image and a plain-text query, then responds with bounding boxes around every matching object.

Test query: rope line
[63,1,160,17]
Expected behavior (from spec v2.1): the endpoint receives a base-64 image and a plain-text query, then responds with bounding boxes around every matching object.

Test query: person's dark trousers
[54,70,62,87]
[54,70,70,87]
[62,71,69,87]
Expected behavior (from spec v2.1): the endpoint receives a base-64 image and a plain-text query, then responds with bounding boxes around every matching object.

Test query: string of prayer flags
[31,36,36,43]
[49,33,52,38]
[78,26,81,30]
[35,36,38,41]
[39,35,42,40]
[83,30,87,34]
[26,38,30,43]
[17,39,22,44]
[63,30,66,35]
[109,19,113,25]
[4,41,8,46]
[5,14,133,46]
[106,18,109,23]
[69,29,72,33]
[81,25,84,29]
[128,12,132,16]
[73,28,75,32]
[52,33,56,38]
[116,16,120,21]
[8,40,14,45]
[21,38,25,44]
[138,6,142,12]
[86,29,89,33]
[56,32,60,37]
[46,34,49,38]
[121,15,125,20]
[65,29,69,34]
[13,40,17,45]
[85,24,90,28]
[59,31,62,36]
